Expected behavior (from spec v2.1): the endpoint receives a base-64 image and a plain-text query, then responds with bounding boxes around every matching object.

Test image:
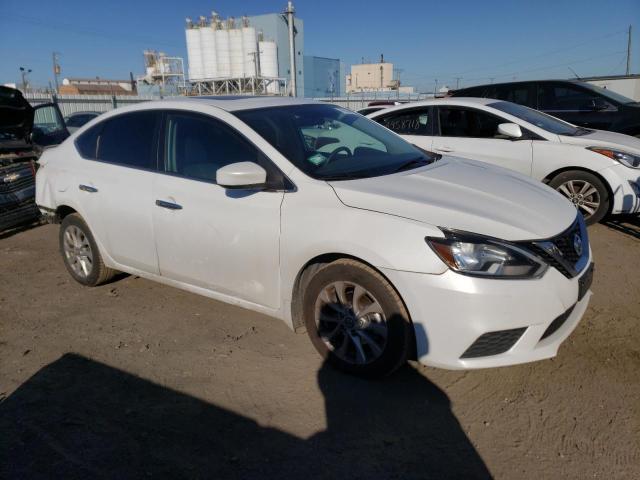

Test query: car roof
[367,97,499,115]
[454,79,582,91]
[162,95,321,112]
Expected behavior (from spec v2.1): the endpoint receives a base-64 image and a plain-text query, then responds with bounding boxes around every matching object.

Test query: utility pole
[626,25,632,75]
[52,52,61,93]
[19,67,32,92]
[454,76,462,89]
[284,1,297,97]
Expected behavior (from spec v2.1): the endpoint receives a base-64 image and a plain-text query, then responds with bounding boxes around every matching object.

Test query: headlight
[587,147,640,168]
[426,231,548,279]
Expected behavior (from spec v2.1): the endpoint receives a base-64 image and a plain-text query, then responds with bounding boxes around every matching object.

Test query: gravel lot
[1,218,639,479]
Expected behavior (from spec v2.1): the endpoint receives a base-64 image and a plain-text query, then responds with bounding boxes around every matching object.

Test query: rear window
[97,112,160,170]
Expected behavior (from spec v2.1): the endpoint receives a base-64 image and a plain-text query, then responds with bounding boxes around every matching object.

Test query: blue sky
[1,0,638,92]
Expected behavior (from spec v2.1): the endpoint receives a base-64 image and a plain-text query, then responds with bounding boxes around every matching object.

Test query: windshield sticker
[307,153,326,165]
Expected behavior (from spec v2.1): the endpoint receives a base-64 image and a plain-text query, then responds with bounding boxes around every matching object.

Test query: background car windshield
[235,104,435,180]
[580,83,636,105]
[489,101,580,136]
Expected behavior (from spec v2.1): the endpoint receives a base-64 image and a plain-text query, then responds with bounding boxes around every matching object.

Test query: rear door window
[375,108,432,136]
[97,111,160,170]
[75,123,102,159]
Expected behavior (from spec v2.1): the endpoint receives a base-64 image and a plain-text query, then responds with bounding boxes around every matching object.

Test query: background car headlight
[587,147,640,169]
[426,231,548,279]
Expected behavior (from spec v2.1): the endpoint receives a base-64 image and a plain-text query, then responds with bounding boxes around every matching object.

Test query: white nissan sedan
[36,97,593,378]
[368,98,640,224]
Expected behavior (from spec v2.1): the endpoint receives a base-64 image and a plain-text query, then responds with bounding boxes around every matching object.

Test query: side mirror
[497,123,523,139]
[216,162,267,189]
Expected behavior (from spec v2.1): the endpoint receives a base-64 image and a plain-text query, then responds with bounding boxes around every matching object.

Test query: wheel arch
[542,166,614,215]
[290,252,417,360]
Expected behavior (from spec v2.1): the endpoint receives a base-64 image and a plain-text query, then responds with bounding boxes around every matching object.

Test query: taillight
[30,160,37,177]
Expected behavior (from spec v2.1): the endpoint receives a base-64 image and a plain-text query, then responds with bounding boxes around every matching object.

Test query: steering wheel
[324,146,352,165]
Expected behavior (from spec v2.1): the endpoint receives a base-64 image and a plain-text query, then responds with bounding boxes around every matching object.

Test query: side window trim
[157,109,295,192]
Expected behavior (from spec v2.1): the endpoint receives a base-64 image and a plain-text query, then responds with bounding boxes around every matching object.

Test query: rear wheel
[301,259,413,378]
[549,170,610,225]
[59,213,116,286]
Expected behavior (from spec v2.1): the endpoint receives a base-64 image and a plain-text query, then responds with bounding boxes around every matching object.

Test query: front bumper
[382,256,593,370]
[599,164,640,215]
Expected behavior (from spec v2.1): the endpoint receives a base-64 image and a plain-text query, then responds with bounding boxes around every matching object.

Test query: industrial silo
[259,40,279,93]
[242,20,258,78]
[200,16,218,79]
[215,21,231,78]
[228,19,245,78]
[185,18,204,81]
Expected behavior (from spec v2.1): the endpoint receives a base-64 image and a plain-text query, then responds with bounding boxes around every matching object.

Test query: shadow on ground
[604,214,640,240]
[0,354,491,479]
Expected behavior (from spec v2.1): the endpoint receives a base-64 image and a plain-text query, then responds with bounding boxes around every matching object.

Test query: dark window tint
[97,112,159,169]
[376,109,431,135]
[75,123,101,159]
[438,107,504,138]
[164,112,262,183]
[66,114,97,128]
[452,86,485,97]
[486,84,535,108]
[538,84,601,111]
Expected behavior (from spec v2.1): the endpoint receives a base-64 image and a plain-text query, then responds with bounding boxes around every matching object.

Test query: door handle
[155,199,183,210]
[79,184,98,193]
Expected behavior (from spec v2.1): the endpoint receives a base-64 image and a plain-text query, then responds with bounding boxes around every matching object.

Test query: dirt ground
[1,218,639,479]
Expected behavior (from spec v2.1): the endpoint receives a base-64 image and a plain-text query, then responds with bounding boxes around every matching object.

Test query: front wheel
[301,259,413,378]
[549,170,610,225]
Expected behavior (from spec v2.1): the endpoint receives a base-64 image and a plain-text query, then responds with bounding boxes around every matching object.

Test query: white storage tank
[185,20,204,81]
[215,25,231,78]
[242,26,258,77]
[229,27,245,78]
[200,23,218,79]
[259,40,279,93]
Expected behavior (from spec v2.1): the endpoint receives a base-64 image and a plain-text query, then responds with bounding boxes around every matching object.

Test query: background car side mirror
[497,123,523,139]
[216,162,267,189]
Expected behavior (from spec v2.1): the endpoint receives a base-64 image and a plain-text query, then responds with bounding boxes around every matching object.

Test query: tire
[59,213,116,286]
[301,259,413,378]
[548,170,610,225]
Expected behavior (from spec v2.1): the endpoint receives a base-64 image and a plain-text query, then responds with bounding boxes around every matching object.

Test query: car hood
[329,157,577,241]
[0,86,33,144]
[559,129,640,155]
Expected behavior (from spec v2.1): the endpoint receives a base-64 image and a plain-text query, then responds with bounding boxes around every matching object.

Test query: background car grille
[460,327,526,359]
[0,164,35,194]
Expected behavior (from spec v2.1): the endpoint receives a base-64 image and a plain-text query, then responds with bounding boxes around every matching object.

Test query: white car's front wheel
[302,259,413,378]
[549,170,610,225]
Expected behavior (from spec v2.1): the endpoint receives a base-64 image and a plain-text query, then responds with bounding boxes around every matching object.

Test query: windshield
[580,83,635,105]
[488,101,585,136]
[235,104,437,181]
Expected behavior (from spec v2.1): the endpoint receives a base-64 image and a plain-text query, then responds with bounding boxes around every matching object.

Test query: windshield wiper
[572,127,593,136]
[393,157,431,173]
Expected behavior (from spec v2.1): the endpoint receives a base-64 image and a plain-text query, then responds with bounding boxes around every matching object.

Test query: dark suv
[0,86,69,232]
[450,80,640,137]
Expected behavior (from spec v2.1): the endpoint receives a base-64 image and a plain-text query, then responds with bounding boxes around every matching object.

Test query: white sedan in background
[36,97,593,378]
[368,98,640,224]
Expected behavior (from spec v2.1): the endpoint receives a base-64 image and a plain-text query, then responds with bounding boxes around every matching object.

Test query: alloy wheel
[63,225,94,278]
[314,281,388,365]
[556,179,601,219]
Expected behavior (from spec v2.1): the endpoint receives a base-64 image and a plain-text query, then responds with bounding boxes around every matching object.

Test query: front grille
[460,327,526,359]
[0,164,35,194]
[540,305,575,341]
[523,216,587,279]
